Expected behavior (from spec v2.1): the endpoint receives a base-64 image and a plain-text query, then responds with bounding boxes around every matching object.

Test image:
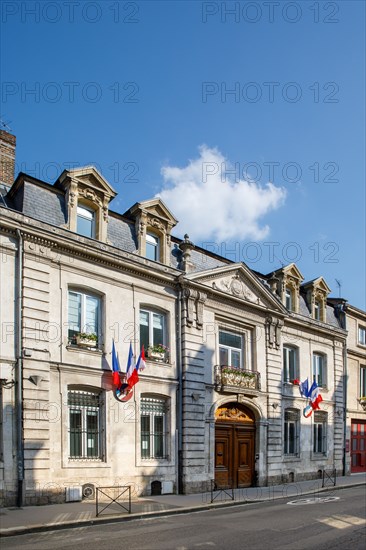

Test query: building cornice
[0,207,181,287]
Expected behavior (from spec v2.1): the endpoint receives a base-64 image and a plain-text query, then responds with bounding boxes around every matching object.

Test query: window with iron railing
[284,409,300,456]
[140,397,167,459]
[68,389,102,459]
[313,411,327,454]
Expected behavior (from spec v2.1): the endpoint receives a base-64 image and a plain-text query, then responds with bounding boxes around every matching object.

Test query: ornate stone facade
[0,156,359,506]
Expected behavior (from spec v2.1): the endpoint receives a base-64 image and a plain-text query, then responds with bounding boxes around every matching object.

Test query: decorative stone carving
[184,288,197,327]
[266,316,283,349]
[215,406,254,423]
[150,217,164,230]
[179,234,195,273]
[196,291,207,329]
[275,318,284,349]
[182,287,206,329]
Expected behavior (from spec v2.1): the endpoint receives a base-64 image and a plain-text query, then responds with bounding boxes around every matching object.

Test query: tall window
[285,287,293,311]
[313,353,326,387]
[219,330,243,368]
[360,366,366,398]
[146,232,159,261]
[140,397,167,459]
[68,389,102,459]
[68,290,101,344]
[284,409,299,455]
[313,412,327,454]
[283,346,299,383]
[77,204,95,238]
[314,301,321,320]
[140,309,166,350]
[359,326,366,346]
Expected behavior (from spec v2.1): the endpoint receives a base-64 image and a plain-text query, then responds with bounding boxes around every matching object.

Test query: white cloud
[156,145,287,242]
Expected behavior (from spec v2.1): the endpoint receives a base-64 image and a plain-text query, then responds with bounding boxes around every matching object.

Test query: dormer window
[124,198,177,267]
[302,277,330,323]
[285,287,293,311]
[146,232,159,262]
[272,264,303,314]
[57,166,116,243]
[77,204,95,238]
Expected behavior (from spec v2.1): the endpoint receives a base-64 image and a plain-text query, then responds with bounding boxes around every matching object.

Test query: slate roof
[2,172,343,328]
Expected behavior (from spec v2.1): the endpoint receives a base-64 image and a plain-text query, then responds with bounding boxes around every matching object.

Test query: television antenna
[0,118,12,131]
[335,278,342,298]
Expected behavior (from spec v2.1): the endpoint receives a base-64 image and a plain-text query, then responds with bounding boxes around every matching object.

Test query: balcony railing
[215,365,261,393]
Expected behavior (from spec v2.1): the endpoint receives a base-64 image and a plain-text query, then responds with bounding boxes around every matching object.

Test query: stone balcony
[214,365,261,396]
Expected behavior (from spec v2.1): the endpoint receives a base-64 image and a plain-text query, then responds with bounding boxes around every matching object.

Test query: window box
[147,350,165,360]
[221,367,257,390]
[76,333,98,348]
[146,345,169,362]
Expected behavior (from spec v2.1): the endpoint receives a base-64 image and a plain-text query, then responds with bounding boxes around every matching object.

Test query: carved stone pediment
[211,275,260,304]
[57,166,117,201]
[186,264,285,312]
[127,198,178,228]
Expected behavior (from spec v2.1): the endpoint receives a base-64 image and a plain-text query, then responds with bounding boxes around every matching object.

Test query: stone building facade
[343,304,366,473]
[0,131,360,506]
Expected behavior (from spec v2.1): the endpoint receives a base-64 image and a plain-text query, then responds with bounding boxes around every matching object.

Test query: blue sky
[1,0,365,308]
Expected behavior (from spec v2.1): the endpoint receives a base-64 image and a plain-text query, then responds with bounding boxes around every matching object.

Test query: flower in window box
[147,344,169,360]
[221,366,256,388]
[76,332,98,348]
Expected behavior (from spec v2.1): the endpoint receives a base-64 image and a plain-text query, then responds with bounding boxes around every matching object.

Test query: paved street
[1,486,365,550]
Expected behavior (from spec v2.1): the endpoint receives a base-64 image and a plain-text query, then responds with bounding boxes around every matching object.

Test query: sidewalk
[1,473,365,537]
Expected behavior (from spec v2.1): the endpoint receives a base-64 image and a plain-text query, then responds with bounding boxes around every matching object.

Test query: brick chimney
[0,130,16,191]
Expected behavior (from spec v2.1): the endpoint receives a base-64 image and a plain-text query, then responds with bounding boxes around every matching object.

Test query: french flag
[136,345,147,372]
[126,343,139,389]
[299,379,309,398]
[112,340,121,387]
[308,380,319,401]
[311,394,323,410]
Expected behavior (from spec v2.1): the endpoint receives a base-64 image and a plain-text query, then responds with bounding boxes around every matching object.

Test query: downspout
[341,306,348,477]
[15,229,24,507]
[342,338,348,476]
[177,286,183,494]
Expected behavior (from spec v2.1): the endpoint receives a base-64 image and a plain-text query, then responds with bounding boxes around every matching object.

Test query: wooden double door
[215,423,255,489]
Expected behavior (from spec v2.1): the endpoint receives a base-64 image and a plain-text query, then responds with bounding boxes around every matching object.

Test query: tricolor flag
[112,340,121,387]
[136,345,147,372]
[308,380,319,402]
[299,379,309,398]
[311,394,323,410]
[126,343,139,389]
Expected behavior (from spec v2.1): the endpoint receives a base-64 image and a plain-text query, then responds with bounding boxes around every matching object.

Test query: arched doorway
[215,403,255,489]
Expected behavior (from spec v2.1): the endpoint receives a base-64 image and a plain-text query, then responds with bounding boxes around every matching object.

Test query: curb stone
[0,482,365,538]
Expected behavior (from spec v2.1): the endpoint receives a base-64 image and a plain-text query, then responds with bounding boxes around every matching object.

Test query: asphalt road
[2,486,365,550]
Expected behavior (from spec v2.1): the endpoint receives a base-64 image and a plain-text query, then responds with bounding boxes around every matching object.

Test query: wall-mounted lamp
[29,375,43,386]
[191,393,200,402]
[271,403,279,409]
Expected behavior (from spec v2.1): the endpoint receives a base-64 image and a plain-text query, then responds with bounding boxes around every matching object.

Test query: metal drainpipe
[15,229,24,507]
[177,287,183,494]
[341,308,348,477]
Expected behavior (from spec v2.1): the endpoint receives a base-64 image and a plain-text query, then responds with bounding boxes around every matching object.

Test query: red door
[351,420,366,473]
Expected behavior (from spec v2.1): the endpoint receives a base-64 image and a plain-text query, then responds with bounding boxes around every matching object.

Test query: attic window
[146,232,159,261]
[314,300,321,320]
[77,204,95,238]
[285,287,293,311]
